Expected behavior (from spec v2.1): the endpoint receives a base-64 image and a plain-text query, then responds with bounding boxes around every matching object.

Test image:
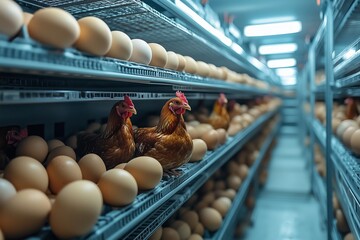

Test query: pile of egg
[0,0,268,88]
[0,129,163,239]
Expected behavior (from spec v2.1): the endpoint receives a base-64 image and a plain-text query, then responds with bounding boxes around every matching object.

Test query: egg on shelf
[183,56,198,74]
[196,61,210,77]
[176,54,186,71]
[105,30,133,60]
[190,139,208,162]
[342,126,357,147]
[50,180,103,239]
[211,197,232,217]
[161,227,180,240]
[47,139,65,152]
[0,0,23,37]
[201,129,220,150]
[350,129,360,155]
[336,119,358,139]
[164,51,179,70]
[148,43,168,68]
[78,153,106,183]
[149,227,163,240]
[74,16,112,56]
[198,207,222,232]
[46,145,76,162]
[170,220,191,240]
[129,39,152,65]
[0,178,16,208]
[16,135,48,163]
[28,8,80,49]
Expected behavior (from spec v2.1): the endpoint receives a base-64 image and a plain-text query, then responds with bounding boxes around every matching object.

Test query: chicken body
[209,93,230,130]
[134,92,193,171]
[77,97,136,169]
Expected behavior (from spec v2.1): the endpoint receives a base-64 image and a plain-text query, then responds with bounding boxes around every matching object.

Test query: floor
[241,125,327,240]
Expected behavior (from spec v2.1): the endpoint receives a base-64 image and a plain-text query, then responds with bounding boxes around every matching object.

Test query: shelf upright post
[309,46,316,196]
[324,1,334,239]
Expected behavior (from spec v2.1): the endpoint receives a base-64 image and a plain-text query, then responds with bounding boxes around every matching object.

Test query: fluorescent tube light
[267,58,296,68]
[231,43,244,54]
[174,0,232,46]
[259,43,298,55]
[281,76,297,85]
[343,48,356,60]
[244,21,302,37]
[276,67,297,77]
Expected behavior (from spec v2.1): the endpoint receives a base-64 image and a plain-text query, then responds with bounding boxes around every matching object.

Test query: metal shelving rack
[0,0,281,239]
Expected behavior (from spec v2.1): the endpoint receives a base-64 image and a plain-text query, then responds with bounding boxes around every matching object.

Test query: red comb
[124,95,134,107]
[176,91,188,104]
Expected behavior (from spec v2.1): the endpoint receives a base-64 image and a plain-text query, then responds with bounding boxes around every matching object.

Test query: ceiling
[209,0,322,74]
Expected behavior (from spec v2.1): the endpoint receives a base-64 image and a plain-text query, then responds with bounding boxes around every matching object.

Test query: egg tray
[334,168,360,239]
[15,0,271,80]
[0,37,271,97]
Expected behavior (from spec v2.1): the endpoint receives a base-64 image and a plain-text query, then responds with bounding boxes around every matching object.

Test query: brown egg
[195,124,213,137]
[336,120,358,139]
[344,233,355,240]
[129,39,152,65]
[28,8,80,48]
[0,0,23,37]
[248,108,261,118]
[161,227,180,240]
[47,139,65,152]
[332,118,341,133]
[238,164,249,179]
[193,222,204,236]
[47,145,76,162]
[196,61,210,77]
[187,125,199,139]
[0,178,16,208]
[46,155,82,194]
[74,16,112,56]
[78,153,106,183]
[227,175,241,190]
[198,207,222,231]
[149,227,163,240]
[190,139,207,162]
[201,129,220,150]
[16,135,48,162]
[164,51,179,70]
[4,156,48,192]
[183,56,198,74]
[176,54,186,71]
[50,180,102,239]
[350,129,360,155]
[188,234,203,240]
[207,64,218,79]
[124,156,163,190]
[336,209,349,233]
[332,193,340,210]
[0,189,51,239]
[202,192,216,205]
[106,31,133,60]
[179,210,199,231]
[227,123,242,136]
[23,12,33,26]
[149,43,168,68]
[211,197,232,217]
[170,220,191,240]
[342,126,357,147]
[218,188,236,200]
[216,128,228,145]
[97,169,137,206]
[200,179,214,193]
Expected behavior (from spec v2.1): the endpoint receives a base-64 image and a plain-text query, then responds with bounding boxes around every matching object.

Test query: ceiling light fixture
[281,76,297,85]
[267,58,297,68]
[244,21,302,37]
[259,43,298,55]
[275,67,297,77]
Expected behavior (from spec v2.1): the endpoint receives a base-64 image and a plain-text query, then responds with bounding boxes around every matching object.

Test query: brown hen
[134,91,193,173]
[209,93,230,130]
[77,96,136,169]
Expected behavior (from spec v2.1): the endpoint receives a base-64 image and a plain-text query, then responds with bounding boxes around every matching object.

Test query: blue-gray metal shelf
[0,37,273,96]
[13,0,275,83]
[28,108,279,240]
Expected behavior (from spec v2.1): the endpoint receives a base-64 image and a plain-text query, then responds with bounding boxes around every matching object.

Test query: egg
[0,189,51,239]
[0,179,16,208]
[336,209,349,233]
[202,192,216,205]
[170,220,191,240]
[46,155,82,194]
[106,31,133,60]
[333,193,340,210]
[74,16,112,56]
[238,164,249,179]
[216,128,228,145]
[47,139,65,152]
[176,54,186,71]
[124,156,163,190]
[16,135,48,162]
[0,229,3,240]
[23,12,33,26]
[208,64,219,79]
[97,169,137,206]
[161,227,180,240]
[179,210,199,231]
[188,234,203,240]
[164,51,179,70]
[336,120,358,139]
[193,222,204,236]
[28,8,80,48]
[201,129,220,150]
[350,129,360,155]
[219,66,229,80]
[195,123,213,137]
[190,139,207,162]
[50,180,102,239]
[342,126,357,147]
[217,188,236,200]
[47,145,76,162]
[4,156,48,192]
[198,207,222,231]
[211,197,232,217]
[187,125,199,139]
[129,39,152,65]
[227,123,242,136]
[227,175,242,190]
[149,43,168,68]
[196,61,210,77]
[78,153,106,183]
[0,0,23,37]
[183,56,198,74]
[344,233,355,240]
[149,227,163,240]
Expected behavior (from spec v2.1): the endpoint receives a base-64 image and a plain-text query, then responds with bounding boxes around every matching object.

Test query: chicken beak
[182,103,191,111]
[128,106,137,115]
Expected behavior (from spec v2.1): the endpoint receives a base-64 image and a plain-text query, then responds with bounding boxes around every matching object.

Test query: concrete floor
[241,126,327,240]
